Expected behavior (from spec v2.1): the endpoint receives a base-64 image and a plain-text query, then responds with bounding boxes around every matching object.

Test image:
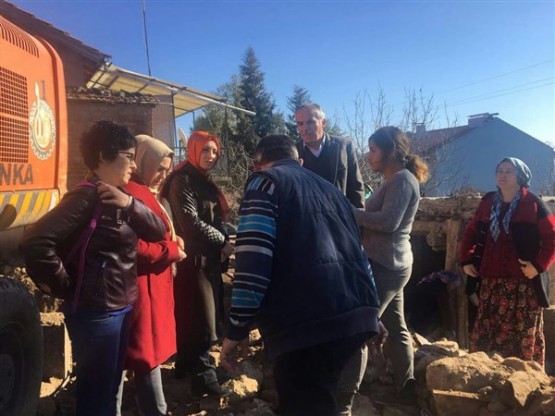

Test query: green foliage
[325,116,345,137]
[190,48,288,220]
[231,47,285,155]
[286,85,311,141]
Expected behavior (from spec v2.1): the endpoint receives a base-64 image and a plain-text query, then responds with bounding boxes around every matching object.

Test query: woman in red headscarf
[162,131,234,397]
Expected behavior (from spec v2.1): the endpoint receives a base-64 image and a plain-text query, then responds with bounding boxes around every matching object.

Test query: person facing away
[20,120,166,416]
[461,157,555,366]
[296,103,369,414]
[220,134,381,416]
[353,126,429,405]
[161,131,234,397]
[294,103,365,208]
[116,134,187,416]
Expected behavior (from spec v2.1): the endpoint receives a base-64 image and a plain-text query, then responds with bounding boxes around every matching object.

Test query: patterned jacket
[228,159,380,358]
[162,162,227,259]
[460,188,555,279]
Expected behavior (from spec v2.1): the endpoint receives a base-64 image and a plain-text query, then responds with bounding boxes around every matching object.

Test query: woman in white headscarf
[461,157,555,366]
[119,135,186,415]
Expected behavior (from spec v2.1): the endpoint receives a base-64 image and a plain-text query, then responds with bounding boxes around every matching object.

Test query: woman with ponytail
[354,126,428,405]
[162,131,234,397]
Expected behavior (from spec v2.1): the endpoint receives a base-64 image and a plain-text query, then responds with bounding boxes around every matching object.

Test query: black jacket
[162,163,227,260]
[20,184,165,311]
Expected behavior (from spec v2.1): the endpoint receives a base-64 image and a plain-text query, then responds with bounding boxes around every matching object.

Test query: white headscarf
[134,134,174,190]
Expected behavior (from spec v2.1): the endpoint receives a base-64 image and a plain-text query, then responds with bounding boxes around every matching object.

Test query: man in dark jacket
[295,103,368,414]
[295,103,365,208]
[220,135,380,416]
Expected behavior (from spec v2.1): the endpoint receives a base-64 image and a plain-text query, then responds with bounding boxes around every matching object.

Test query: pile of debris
[114,333,555,416]
[412,338,555,416]
[5,254,550,415]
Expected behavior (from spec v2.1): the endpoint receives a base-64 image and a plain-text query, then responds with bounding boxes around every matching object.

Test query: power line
[447,77,554,105]
[375,61,554,112]
[438,59,554,94]
[446,80,554,108]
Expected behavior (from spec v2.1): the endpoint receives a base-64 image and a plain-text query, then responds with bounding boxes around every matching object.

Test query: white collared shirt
[303,135,327,158]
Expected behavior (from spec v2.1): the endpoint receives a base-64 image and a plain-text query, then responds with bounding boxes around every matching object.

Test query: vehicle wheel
[0,278,43,416]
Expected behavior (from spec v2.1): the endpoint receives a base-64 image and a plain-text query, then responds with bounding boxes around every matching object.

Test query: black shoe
[173,366,189,380]
[373,379,417,407]
[215,366,233,383]
[398,378,417,405]
[191,380,232,397]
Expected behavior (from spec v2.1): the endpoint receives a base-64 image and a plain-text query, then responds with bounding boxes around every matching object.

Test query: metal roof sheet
[87,63,254,118]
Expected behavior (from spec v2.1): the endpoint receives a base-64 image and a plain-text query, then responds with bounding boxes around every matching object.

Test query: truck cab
[0,15,67,416]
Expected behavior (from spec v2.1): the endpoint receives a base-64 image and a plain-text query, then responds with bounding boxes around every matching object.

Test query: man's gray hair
[295,103,326,120]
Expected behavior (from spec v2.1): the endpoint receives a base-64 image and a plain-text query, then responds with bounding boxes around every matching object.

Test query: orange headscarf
[174,131,230,221]
[186,131,221,171]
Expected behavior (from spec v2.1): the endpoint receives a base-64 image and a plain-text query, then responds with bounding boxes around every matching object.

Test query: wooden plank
[444,219,468,349]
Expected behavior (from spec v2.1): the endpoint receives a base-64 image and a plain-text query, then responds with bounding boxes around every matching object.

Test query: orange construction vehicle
[0,14,68,416]
[0,14,68,232]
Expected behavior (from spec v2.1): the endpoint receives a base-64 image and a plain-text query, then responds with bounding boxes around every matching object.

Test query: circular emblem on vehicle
[29,82,56,160]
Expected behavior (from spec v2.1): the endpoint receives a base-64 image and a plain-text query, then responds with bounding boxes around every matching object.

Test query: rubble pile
[32,329,555,415]
[4,257,552,415]
[415,339,555,416]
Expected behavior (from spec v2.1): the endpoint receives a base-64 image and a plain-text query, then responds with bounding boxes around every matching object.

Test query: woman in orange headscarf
[162,131,234,397]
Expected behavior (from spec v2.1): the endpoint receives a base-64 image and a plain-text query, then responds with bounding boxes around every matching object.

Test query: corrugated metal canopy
[87,63,255,118]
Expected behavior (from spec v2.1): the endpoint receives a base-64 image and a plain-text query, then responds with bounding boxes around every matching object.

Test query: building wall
[49,43,101,88]
[151,95,177,148]
[426,118,555,196]
[66,98,154,189]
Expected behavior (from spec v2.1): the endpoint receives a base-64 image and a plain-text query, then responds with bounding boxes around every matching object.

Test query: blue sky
[11,0,555,146]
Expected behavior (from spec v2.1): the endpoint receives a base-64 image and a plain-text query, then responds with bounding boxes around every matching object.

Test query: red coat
[124,180,180,372]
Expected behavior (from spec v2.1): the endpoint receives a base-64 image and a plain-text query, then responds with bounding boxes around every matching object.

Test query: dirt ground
[33,268,416,416]
[37,350,414,416]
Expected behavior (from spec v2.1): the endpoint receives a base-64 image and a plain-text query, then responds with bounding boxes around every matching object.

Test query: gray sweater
[354,169,420,271]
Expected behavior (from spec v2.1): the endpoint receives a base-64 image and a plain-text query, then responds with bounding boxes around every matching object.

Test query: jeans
[273,335,365,416]
[64,307,132,416]
[116,367,167,416]
[371,261,414,390]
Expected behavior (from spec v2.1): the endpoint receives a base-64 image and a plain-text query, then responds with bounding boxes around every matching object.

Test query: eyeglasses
[119,151,136,162]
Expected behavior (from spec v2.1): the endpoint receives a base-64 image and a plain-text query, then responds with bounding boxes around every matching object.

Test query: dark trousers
[273,335,365,416]
[174,258,223,385]
[65,307,132,416]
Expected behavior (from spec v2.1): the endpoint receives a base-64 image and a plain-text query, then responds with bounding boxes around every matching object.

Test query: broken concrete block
[430,389,484,416]
[41,312,72,379]
[500,371,541,407]
[426,352,512,392]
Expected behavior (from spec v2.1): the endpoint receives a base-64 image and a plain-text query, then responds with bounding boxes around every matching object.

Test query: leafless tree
[342,89,390,192]
[399,88,439,133]
[342,86,465,195]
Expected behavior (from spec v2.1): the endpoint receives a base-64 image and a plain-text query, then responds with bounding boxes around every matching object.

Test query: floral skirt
[469,277,544,366]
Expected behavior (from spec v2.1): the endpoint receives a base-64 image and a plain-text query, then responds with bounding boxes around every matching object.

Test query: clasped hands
[463,261,538,279]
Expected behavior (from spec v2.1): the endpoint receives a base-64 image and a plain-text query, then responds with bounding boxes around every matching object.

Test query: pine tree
[233,47,284,155]
[286,85,311,142]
